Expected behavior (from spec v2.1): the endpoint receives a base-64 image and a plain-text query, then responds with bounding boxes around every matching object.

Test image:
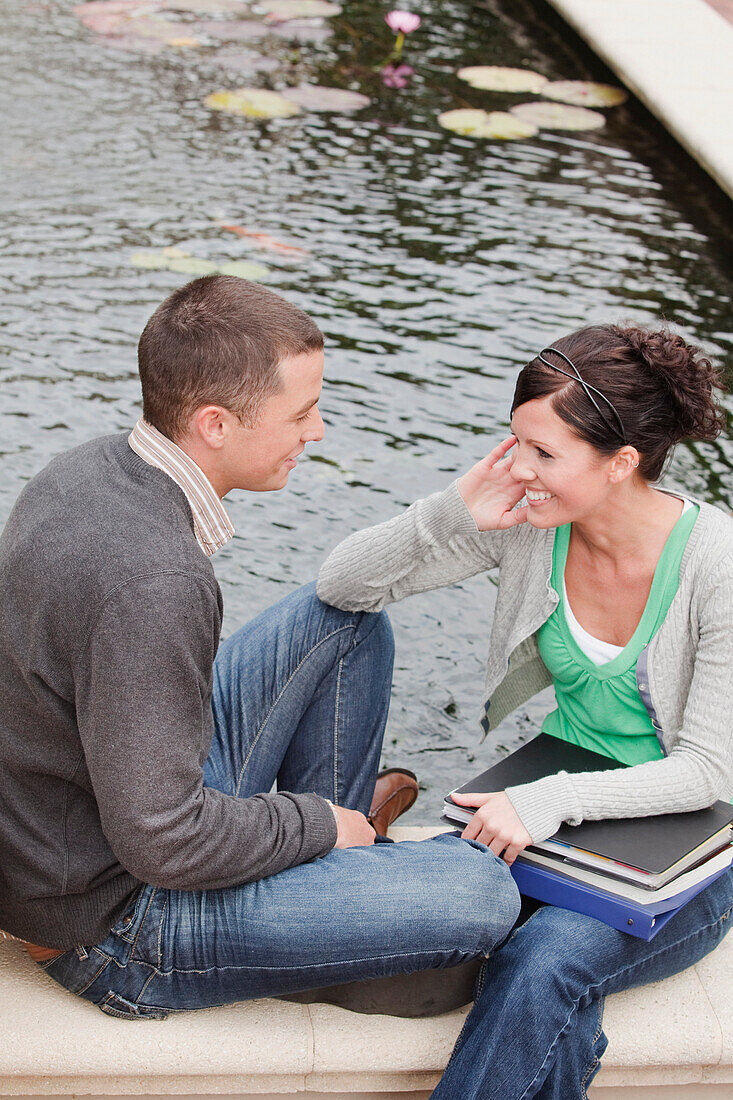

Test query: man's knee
[432,834,522,950]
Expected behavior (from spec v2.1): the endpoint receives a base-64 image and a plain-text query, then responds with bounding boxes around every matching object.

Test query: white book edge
[442,797,731,886]
[517,844,733,906]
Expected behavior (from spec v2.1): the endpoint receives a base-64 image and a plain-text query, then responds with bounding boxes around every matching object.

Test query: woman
[317,323,733,1099]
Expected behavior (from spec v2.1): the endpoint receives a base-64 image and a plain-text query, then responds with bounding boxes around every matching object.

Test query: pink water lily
[385,10,421,34]
[384,9,420,60]
[381,61,414,88]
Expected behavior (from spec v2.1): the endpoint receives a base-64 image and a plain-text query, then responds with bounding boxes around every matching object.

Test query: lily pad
[163,0,250,11]
[209,47,280,73]
[167,257,219,275]
[124,14,195,42]
[130,250,172,269]
[269,18,332,41]
[218,259,270,278]
[457,66,548,93]
[438,108,537,139]
[75,2,147,35]
[130,249,218,274]
[130,248,269,279]
[542,81,627,107]
[257,0,341,19]
[205,87,302,117]
[102,34,167,52]
[510,101,605,131]
[75,0,154,25]
[283,85,370,112]
[197,19,268,39]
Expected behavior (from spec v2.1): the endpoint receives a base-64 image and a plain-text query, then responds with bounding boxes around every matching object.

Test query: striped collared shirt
[128,418,234,557]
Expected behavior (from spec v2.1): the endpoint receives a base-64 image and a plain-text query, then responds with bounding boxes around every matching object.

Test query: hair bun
[620,326,724,442]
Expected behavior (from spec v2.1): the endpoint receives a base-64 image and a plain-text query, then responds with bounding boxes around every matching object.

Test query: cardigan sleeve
[506,550,733,844]
[317,481,510,612]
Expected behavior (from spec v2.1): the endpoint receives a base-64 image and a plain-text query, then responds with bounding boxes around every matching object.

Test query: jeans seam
[155,894,168,970]
[129,887,158,962]
[580,999,606,1099]
[137,965,162,1003]
[333,656,343,801]
[114,945,475,979]
[519,906,733,1100]
[76,955,113,996]
[233,624,357,797]
[118,886,146,943]
[442,957,488,1074]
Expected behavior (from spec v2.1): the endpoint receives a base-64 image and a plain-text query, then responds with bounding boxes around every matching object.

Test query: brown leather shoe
[368,768,419,836]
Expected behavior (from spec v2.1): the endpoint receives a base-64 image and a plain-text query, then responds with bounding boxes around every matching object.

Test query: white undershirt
[562,497,693,666]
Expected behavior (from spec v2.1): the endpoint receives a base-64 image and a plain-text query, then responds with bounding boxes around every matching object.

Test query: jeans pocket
[43,946,113,997]
[98,990,169,1021]
[110,884,153,945]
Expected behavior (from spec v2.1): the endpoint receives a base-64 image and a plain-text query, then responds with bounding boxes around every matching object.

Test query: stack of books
[443,734,733,940]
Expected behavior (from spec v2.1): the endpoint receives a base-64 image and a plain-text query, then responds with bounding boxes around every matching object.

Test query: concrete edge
[542,0,733,199]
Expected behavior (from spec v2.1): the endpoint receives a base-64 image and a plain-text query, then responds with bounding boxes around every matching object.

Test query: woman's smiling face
[509,396,619,527]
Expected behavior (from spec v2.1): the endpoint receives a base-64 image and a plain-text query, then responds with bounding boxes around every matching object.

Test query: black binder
[444,733,733,884]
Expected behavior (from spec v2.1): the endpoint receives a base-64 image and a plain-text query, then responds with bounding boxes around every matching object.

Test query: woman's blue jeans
[41,582,520,1018]
[431,867,733,1100]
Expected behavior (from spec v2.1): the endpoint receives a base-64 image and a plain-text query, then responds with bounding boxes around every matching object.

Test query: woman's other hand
[456,437,528,531]
[451,790,532,864]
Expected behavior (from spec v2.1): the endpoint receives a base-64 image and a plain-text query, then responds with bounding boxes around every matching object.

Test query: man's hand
[451,790,532,864]
[456,436,528,531]
[333,805,376,848]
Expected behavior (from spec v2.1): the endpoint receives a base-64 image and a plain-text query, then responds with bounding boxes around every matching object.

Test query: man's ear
[608,446,640,484]
[190,405,232,450]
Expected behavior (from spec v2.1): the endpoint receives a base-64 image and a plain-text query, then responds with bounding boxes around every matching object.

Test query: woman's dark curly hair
[511,324,725,481]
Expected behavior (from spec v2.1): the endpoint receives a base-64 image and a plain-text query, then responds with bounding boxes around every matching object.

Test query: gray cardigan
[317,482,733,843]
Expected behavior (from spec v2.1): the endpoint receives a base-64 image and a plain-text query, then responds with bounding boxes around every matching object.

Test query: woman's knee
[361,607,394,658]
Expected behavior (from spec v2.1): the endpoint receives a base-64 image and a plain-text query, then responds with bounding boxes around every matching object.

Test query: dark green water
[2,0,732,820]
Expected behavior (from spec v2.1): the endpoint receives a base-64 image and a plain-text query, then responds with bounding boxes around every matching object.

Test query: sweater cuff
[505,772,583,844]
[418,481,480,544]
[300,793,339,857]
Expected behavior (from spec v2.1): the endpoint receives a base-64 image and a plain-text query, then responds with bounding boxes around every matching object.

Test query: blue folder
[509,858,729,940]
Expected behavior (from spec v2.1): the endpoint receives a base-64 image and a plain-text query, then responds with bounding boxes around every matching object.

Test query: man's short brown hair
[138,276,324,441]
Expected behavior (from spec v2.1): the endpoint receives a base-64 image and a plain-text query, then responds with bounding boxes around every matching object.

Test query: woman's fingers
[485,435,517,467]
[499,502,529,529]
[460,815,484,842]
[451,791,491,807]
[502,841,526,866]
[458,792,532,863]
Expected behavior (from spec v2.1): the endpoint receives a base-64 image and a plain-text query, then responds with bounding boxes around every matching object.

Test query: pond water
[2,0,732,822]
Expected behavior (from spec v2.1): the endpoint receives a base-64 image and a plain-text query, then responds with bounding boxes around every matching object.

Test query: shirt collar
[128,418,234,557]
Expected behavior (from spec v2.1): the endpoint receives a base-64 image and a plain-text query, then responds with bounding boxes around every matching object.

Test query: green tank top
[538,504,699,765]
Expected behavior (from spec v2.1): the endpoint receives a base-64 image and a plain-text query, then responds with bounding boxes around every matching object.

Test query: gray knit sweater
[317,482,733,843]
[0,434,336,948]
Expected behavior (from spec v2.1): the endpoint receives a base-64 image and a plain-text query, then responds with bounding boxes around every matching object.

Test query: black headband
[537,347,627,444]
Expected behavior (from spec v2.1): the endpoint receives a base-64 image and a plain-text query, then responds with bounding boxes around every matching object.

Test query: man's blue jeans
[41,582,520,1017]
[431,867,733,1100]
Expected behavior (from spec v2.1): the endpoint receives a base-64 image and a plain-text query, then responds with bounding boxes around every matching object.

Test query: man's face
[223,348,325,493]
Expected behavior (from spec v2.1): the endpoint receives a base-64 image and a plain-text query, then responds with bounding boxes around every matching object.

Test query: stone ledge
[542,0,733,199]
[0,827,730,1097]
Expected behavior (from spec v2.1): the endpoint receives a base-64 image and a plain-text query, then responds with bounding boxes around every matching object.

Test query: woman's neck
[571,484,684,570]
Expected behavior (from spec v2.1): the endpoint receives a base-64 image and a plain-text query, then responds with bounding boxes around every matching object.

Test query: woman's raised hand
[451,790,532,865]
[456,436,528,531]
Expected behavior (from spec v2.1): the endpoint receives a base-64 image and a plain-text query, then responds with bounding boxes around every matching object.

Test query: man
[0,276,518,1017]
